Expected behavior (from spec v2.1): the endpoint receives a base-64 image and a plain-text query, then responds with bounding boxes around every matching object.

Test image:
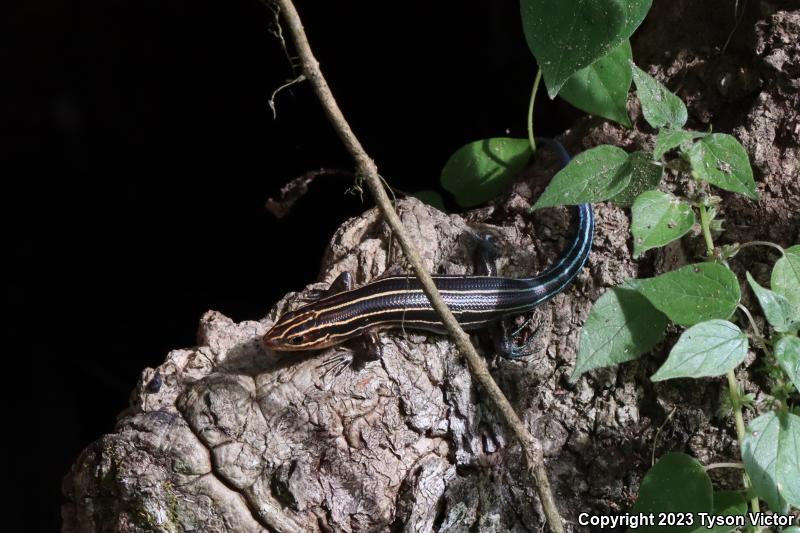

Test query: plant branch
[274,2,565,532]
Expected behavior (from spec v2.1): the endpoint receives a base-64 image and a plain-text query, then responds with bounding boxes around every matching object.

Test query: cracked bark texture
[63,2,800,531]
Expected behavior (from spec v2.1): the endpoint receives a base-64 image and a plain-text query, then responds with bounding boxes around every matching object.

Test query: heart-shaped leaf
[412,190,446,211]
[609,151,663,207]
[532,145,630,209]
[743,411,800,511]
[631,65,688,129]
[559,41,632,127]
[687,134,758,200]
[774,335,800,393]
[654,128,706,159]
[651,320,748,381]
[629,452,712,532]
[746,272,799,333]
[520,0,652,98]
[441,138,531,207]
[631,191,695,257]
[706,491,747,533]
[572,286,667,379]
[777,413,800,507]
[772,245,800,309]
[636,263,741,326]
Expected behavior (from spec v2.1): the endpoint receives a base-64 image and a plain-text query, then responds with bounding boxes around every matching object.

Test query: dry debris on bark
[63,2,799,531]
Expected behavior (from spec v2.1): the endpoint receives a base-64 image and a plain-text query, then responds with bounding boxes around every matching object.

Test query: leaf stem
[704,462,744,471]
[734,240,785,255]
[737,304,771,356]
[527,69,542,153]
[698,204,715,256]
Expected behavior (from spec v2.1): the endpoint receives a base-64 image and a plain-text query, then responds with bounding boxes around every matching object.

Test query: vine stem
[697,203,760,519]
[274,2,565,532]
[727,368,762,522]
[527,69,542,152]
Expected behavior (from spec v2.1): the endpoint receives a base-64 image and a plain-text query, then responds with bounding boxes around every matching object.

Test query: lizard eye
[288,337,304,346]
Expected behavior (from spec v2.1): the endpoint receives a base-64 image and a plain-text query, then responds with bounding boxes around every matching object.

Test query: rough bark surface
[63,2,799,532]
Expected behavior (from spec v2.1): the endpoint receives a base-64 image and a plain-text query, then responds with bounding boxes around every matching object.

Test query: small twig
[265,168,352,218]
[268,74,306,119]
[261,0,291,63]
[274,2,565,531]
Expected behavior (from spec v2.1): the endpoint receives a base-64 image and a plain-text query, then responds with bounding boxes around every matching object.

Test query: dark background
[8,1,577,529]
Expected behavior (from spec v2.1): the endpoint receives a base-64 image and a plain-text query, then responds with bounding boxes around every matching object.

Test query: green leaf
[706,491,747,533]
[629,452,712,533]
[532,145,630,209]
[609,151,663,207]
[571,287,667,379]
[654,128,706,160]
[746,272,800,332]
[440,138,531,207]
[559,41,632,127]
[743,412,785,512]
[743,411,800,511]
[520,0,652,98]
[631,65,688,129]
[627,461,746,533]
[777,412,800,507]
[775,335,800,394]
[636,263,741,326]
[412,190,446,211]
[772,245,800,309]
[687,134,758,199]
[650,320,748,381]
[631,191,695,257]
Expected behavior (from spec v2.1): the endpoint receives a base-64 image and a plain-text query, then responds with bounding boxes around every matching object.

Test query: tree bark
[63,2,799,531]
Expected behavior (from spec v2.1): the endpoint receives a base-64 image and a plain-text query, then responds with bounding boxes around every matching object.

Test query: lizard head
[262,306,335,351]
